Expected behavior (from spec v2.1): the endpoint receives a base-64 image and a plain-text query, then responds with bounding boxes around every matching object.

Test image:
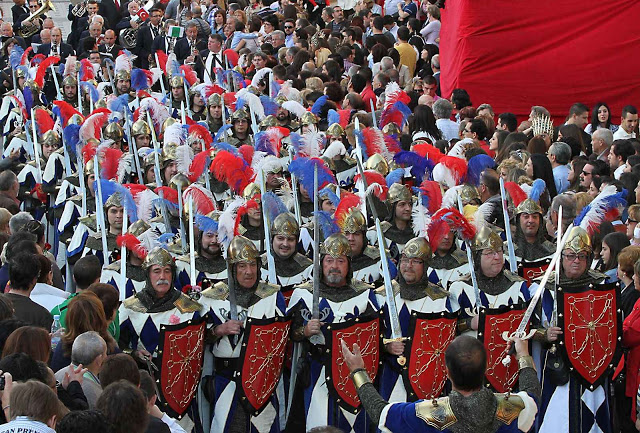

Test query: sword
[51,64,62,101]
[353,118,370,220]
[148,111,172,231]
[77,71,82,114]
[376,218,406,365]
[94,154,109,258]
[188,195,197,288]
[502,221,574,363]
[259,170,277,284]
[370,99,377,128]
[226,260,239,346]
[125,113,144,183]
[29,109,43,183]
[77,150,87,217]
[551,206,562,327]
[177,180,187,254]
[180,100,187,124]
[499,177,517,273]
[457,196,481,314]
[184,81,192,119]
[120,203,128,301]
[310,164,324,345]
[290,172,302,226]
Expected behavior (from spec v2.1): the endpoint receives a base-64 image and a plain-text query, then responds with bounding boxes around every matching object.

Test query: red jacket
[623,295,640,421]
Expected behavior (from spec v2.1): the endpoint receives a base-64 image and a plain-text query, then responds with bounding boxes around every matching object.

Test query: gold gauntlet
[517,355,535,372]
[350,368,372,390]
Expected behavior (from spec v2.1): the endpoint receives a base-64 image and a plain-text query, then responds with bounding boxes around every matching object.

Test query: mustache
[156,279,171,286]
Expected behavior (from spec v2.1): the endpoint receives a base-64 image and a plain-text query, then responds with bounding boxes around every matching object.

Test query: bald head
[40,29,51,44]
[444,335,487,392]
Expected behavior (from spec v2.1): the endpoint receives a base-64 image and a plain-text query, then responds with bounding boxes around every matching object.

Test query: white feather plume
[138,228,159,251]
[251,152,285,179]
[441,185,462,209]
[175,144,194,175]
[164,123,185,146]
[282,101,307,119]
[323,140,346,159]
[474,201,494,230]
[64,56,78,77]
[412,203,430,237]
[218,197,246,255]
[251,67,272,89]
[135,189,158,222]
[117,153,132,183]
[114,52,132,74]
[447,138,473,159]
[383,81,401,111]
[235,88,265,121]
[299,131,325,158]
[278,81,301,103]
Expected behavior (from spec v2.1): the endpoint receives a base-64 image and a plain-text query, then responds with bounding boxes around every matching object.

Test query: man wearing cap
[81,191,125,265]
[287,233,379,433]
[226,109,254,147]
[169,75,187,111]
[376,237,459,403]
[260,212,312,304]
[514,196,555,262]
[206,94,224,134]
[199,235,286,433]
[380,183,415,260]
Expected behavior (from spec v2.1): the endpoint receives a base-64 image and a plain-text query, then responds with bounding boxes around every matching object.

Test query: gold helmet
[471,226,503,253]
[321,156,336,171]
[320,233,351,258]
[128,219,151,237]
[260,115,277,129]
[326,123,344,137]
[208,93,222,106]
[161,144,178,165]
[169,75,184,88]
[402,237,432,262]
[84,158,95,176]
[388,183,412,205]
[25,80,40,93]
[227,235,260,264]
[169,173,190,193]
[104,122,124,141]
[231,109,249,122]
[115,69,131,81]
[104,191,123,209]
[516,198,543,215]
[365,153,389,177]
[95,98,107,109]
[132,119,152,137]
[243,182,261,200]
[42,130,61,148]
[300,112,318,126]
[564,226,592,254]
[142,246,174,270]
[459,184,480,204]
[15,67,28,79]
[339,207,367,234]
[162,117,179,134]
[68,113,84,126]
[382,122,401,136]
[62,74,78,87]
[271,213,299,238]
[275,95,288,106]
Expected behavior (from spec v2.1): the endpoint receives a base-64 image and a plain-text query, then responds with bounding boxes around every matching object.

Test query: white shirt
[613,127,636,140]
[614,163,627,180]
[436,118,460,141]
[31,282,69,311]
[204,50,224,85]
[384,0,402,15]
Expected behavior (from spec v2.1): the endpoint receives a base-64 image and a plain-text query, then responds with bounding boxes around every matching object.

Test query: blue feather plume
[109,94,132,115]
[318,186,339,207]
[80,81,99,103]
[216,69,225,86]
[393,151,433,183]
[213,141,240,155]
[288,132,303,156]
[214,124,233,143]
[235,97,247,112]
[57,63,65,76]
[466,154,495,186]
[270,80,281,98]
[327,109,340,126]
[262,191,288,223]
[289,157,336,203]
[9,46,24,69]
[63,124,80,160]
[231,70,245,88]
[313,210,339,239]
[259,95,278,117]
[529,178,546,202]
[157,233,176,247]
[386,168,405,188]
[311,95,328,117]
[354,128,366,159]
[93,179,138,222]
[130,68,150,91]
[195,214,219,233]
[393,101,412,127]
[23,87,33,113]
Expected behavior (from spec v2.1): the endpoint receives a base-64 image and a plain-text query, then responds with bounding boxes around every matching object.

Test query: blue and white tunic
[101,261,146,299]
[174,254,228,292]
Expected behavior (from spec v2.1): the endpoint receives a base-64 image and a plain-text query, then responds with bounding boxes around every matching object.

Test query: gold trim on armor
[415,398,457,430]
[495,394,525,425]
[350,369,371,390]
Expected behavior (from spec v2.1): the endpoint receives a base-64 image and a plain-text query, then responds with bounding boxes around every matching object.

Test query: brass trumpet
[17,0,55,38]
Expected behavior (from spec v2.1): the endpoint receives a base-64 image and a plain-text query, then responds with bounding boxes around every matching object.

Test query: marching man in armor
[512,180,555,262]
[199,235,286,433]
[227,109,254,148]
[81,190,124,264]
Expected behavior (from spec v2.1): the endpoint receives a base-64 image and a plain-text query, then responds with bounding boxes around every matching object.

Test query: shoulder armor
[451,249,467,265]
[375,279,400,297]
[494,393,524,425]
[363,245,380,260]
[173,293,203,313]
[414,397,457,430]
[504,270,526,283]
[256,282,280,298]
[175,254,191,263]
[295,281,313,292]
[352,279,374,293]
[123,296,147,313]
[104,260,121,271]
[587,269,608,281]
[293,253,312,268]
[260,253,267,267]
[380,221,392,233]
[426,282,449,300]
[201,281,229,300]
[237,224,247,235]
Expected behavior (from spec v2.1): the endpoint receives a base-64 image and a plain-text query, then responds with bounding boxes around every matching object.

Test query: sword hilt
[383,337,408,366]
[501,330,536,366]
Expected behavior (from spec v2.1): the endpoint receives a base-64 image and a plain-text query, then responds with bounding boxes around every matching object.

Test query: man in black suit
[0,21,27,49]
[11,0,30,26]
[173,21,206,65]
[78,22,103,57]
[196,33,225,84]
[98,29,121,60]
[151,19,176,54]
[136,7,164,69]
[38,27,75,62]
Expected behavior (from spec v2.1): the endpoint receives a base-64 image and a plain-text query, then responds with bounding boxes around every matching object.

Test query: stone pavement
[0,0,72,37]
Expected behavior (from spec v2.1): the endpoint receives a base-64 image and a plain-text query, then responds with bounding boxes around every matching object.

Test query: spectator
[0,171,19,215]
[51,255,101,330]
[420,5,440,47]
[5,253,51,330]
[57,410,112,433]
[598,232,630,283]
[99,353,141,389]
[614,105,638,141]
[548,141,572,194]
[30,255,69,311]
[2,326,50,362]
[433,98,458,141]
[609,139,635,180]
[96,381,149,433]
[0,380,63,433]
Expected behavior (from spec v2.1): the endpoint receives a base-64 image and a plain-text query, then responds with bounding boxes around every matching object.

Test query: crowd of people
[0,0,636,432]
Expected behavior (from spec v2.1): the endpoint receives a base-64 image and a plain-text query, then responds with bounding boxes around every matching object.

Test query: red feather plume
[53,101,83,127]
[116,233,148,259]
[81,142,97,164]
[99,147,123,180]
[439,156,468,184]
[234,199,258,235]
[188,151,210,183]
[504,182,527,208]
[34,56,60,88]
[210,150,254,195]
[355,170,387,189]
[30,54,45,66]
[88,107,112,117]
[412,142,444,163]
[419,180,442,214]
[238,145,254,166]
[80,58,95,81]
[334,192,362,230]
[155,186,179,204]
[179,65,198,86]
[34,108,54,134]
[427,207,476,251]
[122,183,149,198]
[183,184,216,215]
[156,51,168,74]
[189,124,213,150]
[20,47,32,67]
[224,93,236,110]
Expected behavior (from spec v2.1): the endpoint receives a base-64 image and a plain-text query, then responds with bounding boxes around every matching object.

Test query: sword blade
[376,219,401,339]
[499,177,517,273]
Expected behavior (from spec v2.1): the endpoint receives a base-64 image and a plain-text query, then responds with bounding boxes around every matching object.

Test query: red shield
[477,305,527,393]
[236,317,291,415]
[325,316,381,413]
[518,258,551,285]
[403,311,458,400]
[155,317,206,418]
[558,282,622,389]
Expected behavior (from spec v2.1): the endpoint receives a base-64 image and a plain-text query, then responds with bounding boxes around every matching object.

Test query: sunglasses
[581,170,592,176]
[284,26,294,29]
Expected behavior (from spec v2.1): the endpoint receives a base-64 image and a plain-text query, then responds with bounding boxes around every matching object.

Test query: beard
[325,271,344,285]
